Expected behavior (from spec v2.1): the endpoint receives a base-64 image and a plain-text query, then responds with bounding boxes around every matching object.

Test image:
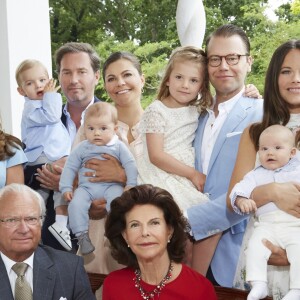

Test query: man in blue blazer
[0,183,95,300]
[187,24,263,287]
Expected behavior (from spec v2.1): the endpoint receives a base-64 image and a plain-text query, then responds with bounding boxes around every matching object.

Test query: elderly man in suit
[0,183,95,300]
[187,24,263,287]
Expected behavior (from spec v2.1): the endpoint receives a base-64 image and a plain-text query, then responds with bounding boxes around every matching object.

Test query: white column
[0,0,52,138]
[176,0,206,48]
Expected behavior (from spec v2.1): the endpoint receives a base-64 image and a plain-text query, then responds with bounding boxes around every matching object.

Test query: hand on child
[44,78,61,93]
[235,196,257,214]
[264,239,289,266]
[36,163,63,191]
[84,155,126,183]
[190,170,206,192]
[89,198,107,220]
[63,191,73,202]
[243,84,262,99]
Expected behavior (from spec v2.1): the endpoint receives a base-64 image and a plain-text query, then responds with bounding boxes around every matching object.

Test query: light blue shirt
[21,92,71,162]
[0,146,27,187]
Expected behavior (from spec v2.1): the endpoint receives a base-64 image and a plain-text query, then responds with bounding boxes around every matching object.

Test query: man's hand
[84,154,126,183]
[36,157,66,191]
[36,164,62,191]
[89,198,107,220]
[264,239,289,266]
[243,84,262,99]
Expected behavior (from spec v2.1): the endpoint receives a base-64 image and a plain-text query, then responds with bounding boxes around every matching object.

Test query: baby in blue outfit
[60,102,137,255]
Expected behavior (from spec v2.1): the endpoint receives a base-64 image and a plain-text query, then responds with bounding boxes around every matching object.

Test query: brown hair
[0,123,23,161]
[55,42,100,74]
[102,51,142,82]
[84,102,118,125]
[105,184,190,269]
[15,59,49,87]
[205,24,250,55]
[249,39,300,150]
[157,45,212,112]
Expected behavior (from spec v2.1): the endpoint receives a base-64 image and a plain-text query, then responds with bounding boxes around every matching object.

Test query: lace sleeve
[139,102,166,134]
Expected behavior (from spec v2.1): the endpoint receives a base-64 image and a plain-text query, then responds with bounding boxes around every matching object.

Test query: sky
[265,0,291,20]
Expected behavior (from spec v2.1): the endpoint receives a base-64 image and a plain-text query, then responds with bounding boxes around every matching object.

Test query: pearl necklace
[134,261,173,299]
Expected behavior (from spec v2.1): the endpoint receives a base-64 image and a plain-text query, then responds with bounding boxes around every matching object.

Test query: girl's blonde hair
[157,46,212,112]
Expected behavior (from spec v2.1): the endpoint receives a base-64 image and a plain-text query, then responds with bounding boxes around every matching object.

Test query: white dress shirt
[63,98,96,144]
[201,89,245,174]
[0,252,34,297]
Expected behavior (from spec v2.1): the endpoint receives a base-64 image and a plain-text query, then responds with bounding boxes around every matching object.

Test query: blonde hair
[15,59,49,87]
[84,102,118,125]
[157,46,212,112]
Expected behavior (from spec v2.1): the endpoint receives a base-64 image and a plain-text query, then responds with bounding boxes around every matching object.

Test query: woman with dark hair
[103,184,217,299]
[227,39,300,298]
[0,122,27,187]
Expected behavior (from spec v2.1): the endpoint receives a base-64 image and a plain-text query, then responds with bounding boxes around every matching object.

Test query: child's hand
[43,78,60,93]
[235,196,257,214]
[63,191,73,202]
[190,170,206,192]
[124,185,133,192]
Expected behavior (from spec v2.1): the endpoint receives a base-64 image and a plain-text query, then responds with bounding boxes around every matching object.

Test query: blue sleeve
[187,192,248,241]
[59,143,83,194]
[23,93,63,127]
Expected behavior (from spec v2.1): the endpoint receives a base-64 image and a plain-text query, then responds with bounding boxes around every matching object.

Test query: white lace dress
[137,100,209,211]
[233,114,300,300]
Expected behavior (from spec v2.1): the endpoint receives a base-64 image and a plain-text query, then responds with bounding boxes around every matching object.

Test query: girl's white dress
[233,114,300,300]
[137,100,209,211]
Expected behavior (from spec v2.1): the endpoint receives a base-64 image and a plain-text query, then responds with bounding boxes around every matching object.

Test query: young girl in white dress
[137,45,213,266]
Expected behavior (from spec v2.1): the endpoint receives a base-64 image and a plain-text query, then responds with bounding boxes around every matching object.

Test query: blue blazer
[0,245,95,300]
[188,96,263,287]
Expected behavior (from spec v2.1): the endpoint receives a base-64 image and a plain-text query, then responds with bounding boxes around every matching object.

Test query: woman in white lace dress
[227,39,300,299]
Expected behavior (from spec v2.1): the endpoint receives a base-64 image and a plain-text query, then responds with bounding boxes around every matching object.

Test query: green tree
[49,0,299,101]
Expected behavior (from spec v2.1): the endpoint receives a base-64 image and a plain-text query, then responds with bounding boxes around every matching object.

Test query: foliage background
[49,0,300,107]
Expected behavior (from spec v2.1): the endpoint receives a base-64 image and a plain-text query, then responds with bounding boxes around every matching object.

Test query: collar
[106,134,119,146]
[0,251,34,274]
[206,88,245,115]
[87,134,119,147]
[256,156,300,172]
[63,97,95,115]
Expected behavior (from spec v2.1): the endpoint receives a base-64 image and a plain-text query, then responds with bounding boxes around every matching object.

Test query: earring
[141,87,144,94]
[197,92,202,101]
[127,244,130,248]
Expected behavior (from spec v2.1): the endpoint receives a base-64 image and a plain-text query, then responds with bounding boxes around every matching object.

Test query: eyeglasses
[0,216,44,228]
[208,54,249,67]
